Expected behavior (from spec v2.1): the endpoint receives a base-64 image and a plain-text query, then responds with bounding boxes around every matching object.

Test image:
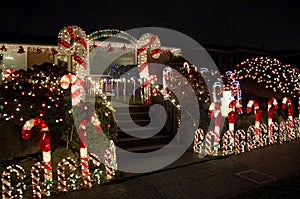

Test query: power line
[149,0,203,26]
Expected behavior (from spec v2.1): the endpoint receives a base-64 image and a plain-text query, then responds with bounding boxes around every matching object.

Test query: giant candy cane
[208,102,221,155]
[267,97,278,144]
[58,25,88,76]
[137,33,161,105]
[77,113,102,188]
[21,118,52,182]
[282,97,293,120]
[228,99,242,115]
[246,100,263,147]
[282,97,295,140]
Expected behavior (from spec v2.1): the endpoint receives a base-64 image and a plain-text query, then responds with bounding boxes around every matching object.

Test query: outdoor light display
[236,57,299,97]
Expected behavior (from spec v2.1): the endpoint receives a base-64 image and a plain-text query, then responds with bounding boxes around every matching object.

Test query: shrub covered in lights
[235,57,299,98]
[0,62,117,150]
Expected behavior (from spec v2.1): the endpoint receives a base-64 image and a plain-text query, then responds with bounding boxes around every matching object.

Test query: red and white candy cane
[247,100,263,145]
[267,97,278,144]
[88,152,101,167]
[193,128,205,154]
[31,162,52,198]
[247,99,260,114]
[228,99,243,114]
[104,140,117,181]
[222,130,234,156]
[137,33,161,105]
[57,157,78,192]
[21,118,52,182]
[235,129,246,154]
[58,25,88,76]
[279,121,288,144]
[77,113,102,188]
[204,130,214,156]
[246,125,255,151]
[1,164,26,199]
[236,129,246,153]
[208,102,222,155]
[282,97,293,121]
[3,69,16,81]
[286,118,295,141]
[60,73,86,106]
[272,121,279,143]
[294,118,300,138]
[260,123,268,146]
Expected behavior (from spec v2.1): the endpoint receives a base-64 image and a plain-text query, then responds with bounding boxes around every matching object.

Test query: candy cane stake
[1,165,26,199]
[21,118,52,182]
[137,33,161,105]
[282,97,293,121]
[77,113,102,188]
[193,128,205,154]
[31,162,52,198]
[104,140,117,181]
[204,131,214,156]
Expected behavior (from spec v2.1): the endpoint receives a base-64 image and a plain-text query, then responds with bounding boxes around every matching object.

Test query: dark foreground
[52,139,300,199]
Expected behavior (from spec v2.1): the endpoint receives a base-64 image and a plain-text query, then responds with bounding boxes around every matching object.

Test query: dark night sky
[2,0,300,51]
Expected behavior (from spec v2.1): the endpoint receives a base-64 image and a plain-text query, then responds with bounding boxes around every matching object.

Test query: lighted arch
[88,29,137,44]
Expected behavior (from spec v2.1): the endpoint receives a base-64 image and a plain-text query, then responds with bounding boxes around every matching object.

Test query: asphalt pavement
[51,139,300,199]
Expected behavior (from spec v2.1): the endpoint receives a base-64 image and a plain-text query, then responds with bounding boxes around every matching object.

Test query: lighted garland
[235,57,299,97]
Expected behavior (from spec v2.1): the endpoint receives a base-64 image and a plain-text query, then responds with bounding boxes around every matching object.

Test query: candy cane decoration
[222,130,234,156]
[31,162,52,199]
[282,97,293,121]
[247,100,262,146]
[193,128,205,154]
[137,33,161,105]
[88,152,101,167]
[236,129,246,153]
[2,165,26,199]
[279,121,288,144]
[260,123,268,146]
[21,118,52,182]
[247,99,260,114]
[60,73,86,106]
[294,118,300,138]
[104,140,117,181]
[58,25,88,77]
[246,125,255,151]
[235,129,246,154]
[267,98,278,144]
[272,121,279,143]
[286,118,295,141]
[204,130,214,156]
[77,113,102,188]
[57,157,78,192]
[208,102,222,155]
[228,99,242,114]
